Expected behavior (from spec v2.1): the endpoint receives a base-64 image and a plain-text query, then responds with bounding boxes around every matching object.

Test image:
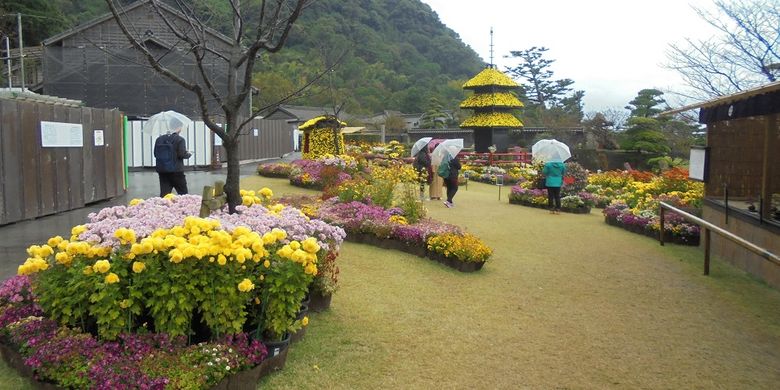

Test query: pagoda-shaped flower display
[299,115,347,159]
[460,65,523,152]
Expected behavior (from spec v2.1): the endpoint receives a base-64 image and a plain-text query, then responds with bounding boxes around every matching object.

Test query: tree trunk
[223,137,241,214]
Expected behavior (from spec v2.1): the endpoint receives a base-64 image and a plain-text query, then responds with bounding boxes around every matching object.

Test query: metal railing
[659,202,780,275]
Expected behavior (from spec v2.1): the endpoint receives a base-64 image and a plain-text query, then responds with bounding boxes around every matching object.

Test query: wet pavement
[0,154,298,280]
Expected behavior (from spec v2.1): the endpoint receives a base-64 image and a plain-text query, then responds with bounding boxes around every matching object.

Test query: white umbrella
[532,139,571,162]
[141,110,193,137]
[411,137,432,157]
[431,138,464,166]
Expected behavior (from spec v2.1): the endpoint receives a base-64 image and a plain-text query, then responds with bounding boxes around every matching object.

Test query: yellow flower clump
[460,92,524,109]
[427,233,493,263]
[462,67,519,89]
[19,216,324,281]
[302,129,346,160]
[237,278,255,292]
[460,112,523,128]
[240,187,274,207]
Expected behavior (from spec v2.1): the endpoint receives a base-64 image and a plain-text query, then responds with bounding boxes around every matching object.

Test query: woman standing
[542,161,566,214]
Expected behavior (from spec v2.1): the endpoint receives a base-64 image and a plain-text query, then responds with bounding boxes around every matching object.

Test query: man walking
[153,118,192,196]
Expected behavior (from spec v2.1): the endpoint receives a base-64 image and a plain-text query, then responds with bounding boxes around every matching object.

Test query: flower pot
[0,341,59,389]
[454,260,485,273]
[211,363,265,390]
[291,304,309,343]
[260,333,291,376]
[308,290,333,313]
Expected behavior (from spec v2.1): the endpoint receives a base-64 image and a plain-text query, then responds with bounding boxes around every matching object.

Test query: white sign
[41,121,83,147]
[253,128,259,136]
[94,130,104,146]
[689,147,708,182]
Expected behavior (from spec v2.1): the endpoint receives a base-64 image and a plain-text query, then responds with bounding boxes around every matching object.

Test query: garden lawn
[3,178,780,389]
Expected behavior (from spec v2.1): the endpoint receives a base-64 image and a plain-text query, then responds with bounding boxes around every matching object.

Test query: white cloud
[421,0,719,112]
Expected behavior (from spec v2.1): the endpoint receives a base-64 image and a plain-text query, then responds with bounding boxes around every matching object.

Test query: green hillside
[11,0,485,115]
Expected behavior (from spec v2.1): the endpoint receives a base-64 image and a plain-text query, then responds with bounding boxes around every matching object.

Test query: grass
[3,176,780,389]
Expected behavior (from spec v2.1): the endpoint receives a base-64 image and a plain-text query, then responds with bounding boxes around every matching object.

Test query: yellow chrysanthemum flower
[93,259,111,274]
[105,272,119,284]
[237,278,255,292]
[132,261,146,273]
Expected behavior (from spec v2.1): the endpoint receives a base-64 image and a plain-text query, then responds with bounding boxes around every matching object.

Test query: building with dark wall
[666,81,780,288]
[40,0,243,118]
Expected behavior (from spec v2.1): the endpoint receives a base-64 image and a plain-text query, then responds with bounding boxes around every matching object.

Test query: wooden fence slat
[92,109,107,200]
[1,101,23,223]
[68,108,85,208]
[82,108,96,203]
[32,103,56,216]
[52,105,71,213]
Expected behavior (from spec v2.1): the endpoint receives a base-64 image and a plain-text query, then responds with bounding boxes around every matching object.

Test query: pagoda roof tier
[299,115,347,131]
[460,92,524,109]
[463,67,519,89]
[460,112,523,128]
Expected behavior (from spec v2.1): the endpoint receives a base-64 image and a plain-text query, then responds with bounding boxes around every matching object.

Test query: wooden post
[199,181,227,217]
[659,204,665,246]
[704,228,711,275]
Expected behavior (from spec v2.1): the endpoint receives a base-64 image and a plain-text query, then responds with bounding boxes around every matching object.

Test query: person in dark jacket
[412,147,432,200]
[443,155,461,208]
[154,118,192,196]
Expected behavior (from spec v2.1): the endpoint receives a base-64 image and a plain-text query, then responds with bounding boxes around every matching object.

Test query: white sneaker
[444,201,452,208]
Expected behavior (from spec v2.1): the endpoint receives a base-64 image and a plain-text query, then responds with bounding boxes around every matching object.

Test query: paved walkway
[0,155,297,280]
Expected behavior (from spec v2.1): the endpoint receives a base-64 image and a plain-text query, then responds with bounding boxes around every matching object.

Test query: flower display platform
[345,232,486,273]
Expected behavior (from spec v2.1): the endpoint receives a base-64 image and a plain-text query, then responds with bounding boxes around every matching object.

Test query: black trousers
[444,177,458,203]
[158,172,189,197]
[547,186,561,209]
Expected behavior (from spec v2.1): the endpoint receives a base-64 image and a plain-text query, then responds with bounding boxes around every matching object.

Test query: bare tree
[666,0,780,99]
[104,0,322,212]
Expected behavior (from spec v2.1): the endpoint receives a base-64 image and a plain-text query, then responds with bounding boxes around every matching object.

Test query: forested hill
[9,0,486,115]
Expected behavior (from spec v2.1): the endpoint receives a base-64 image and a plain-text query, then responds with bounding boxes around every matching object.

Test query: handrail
[659,201,780,275]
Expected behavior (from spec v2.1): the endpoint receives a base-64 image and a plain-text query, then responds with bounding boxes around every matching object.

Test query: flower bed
[314,199,492,271]
[256,163,292,178]
[603,201,700,245]
[288,155,361,191]
[590,168,703,244]
[4,191,346,388]
[508,187,594,214]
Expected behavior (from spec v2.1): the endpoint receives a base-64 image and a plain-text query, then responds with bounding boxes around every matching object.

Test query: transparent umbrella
[531,139,571,162]
[411,137,432,157]
[141,110,193,137]
[431,138,464,166]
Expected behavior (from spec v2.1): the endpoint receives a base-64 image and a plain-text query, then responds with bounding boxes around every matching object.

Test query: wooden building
[40,0,243,118]
[668,81,780,287]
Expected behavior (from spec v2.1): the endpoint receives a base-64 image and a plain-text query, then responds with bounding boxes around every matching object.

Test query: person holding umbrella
[442,154,462,208]
[431,139,464,208]
[542,160,566,214]
[152,116,192,196]
[411,137,433,200]
[532,139,571,214]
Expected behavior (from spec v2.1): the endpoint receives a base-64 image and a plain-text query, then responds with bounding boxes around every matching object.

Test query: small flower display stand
[508,198,592,214]
[345,232,485,273]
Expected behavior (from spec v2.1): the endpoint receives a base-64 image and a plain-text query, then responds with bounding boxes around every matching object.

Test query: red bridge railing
[458,152,531,166]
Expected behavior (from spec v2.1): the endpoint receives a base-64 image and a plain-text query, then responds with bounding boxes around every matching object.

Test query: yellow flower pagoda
[460,65,523,152]
[299,115,347,159]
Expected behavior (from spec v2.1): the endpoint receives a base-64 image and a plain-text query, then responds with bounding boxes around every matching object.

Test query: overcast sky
[420,0,719,113]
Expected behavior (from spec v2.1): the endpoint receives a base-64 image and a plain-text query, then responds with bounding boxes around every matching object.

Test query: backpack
[154,134,178,173]
[437,160,450,178]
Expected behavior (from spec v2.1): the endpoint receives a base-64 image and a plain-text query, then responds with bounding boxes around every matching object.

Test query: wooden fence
[127,118,293,169]
[0,99,124,225]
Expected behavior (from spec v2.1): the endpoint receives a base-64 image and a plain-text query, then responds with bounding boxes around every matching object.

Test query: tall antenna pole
[489,27,494,67]
[5,36,11,88]
[17,13,25,91]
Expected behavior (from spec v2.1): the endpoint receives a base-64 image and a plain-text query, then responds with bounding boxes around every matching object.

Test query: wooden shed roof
[663,81,780,115]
